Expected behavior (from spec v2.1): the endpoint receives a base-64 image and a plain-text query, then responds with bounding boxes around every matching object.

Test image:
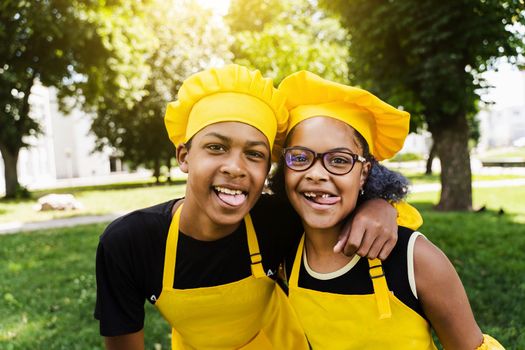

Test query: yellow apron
[155,204,309,350]
[288,235,437,350]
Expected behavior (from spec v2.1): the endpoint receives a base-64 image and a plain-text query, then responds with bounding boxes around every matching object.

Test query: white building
[399,63,525,156]
[0,82,124,193]
[477,64,525,150]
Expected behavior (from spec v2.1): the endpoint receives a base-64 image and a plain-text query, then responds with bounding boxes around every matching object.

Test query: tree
[89,0,233,181]
[227,0,349,84]
[0,0,151,198]
[320,0,525,210]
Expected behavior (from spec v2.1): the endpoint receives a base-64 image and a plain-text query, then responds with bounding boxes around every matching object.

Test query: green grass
[1,185,524,349]
[0,182,186,224]
[399,170,525,185]
[0,224,171,350]
[477,146,525,160]
[408,186,525,348]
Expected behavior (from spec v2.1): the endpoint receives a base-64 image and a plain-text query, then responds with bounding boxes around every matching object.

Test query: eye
[206,144,226,153]
[327,153,353,167]
[290,153,308,163]
[246,150,267,161]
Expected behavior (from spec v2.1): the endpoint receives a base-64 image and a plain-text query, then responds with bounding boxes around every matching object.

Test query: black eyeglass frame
[282,146,367,175]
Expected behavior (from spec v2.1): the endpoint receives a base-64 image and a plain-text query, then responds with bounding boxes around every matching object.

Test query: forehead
[288,117,360,151]
[194,121,269,146]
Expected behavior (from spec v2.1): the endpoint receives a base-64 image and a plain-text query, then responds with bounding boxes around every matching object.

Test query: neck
[303,225,341,255]
[177,198,241,241]
[303,223,353,273]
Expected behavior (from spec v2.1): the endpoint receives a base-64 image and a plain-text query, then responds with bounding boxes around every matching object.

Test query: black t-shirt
[94,194,303,336]
[284,226,425,318]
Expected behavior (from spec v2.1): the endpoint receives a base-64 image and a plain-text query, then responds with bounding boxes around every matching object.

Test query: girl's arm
[414,236,484,349]
[104,329,145,350]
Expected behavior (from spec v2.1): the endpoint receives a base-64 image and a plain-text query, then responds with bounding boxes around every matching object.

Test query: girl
[95,65,420,349]
[274,70,504,350]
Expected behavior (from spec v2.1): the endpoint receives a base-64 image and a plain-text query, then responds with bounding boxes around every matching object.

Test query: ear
[359,161,372,188]
[176,144,190,173]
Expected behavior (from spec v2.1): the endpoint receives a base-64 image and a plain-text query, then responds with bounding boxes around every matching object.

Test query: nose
[220,153,247,178]
[304,158,329,182]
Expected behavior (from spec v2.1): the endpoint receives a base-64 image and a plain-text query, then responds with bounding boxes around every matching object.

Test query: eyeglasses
[283,146,367,175]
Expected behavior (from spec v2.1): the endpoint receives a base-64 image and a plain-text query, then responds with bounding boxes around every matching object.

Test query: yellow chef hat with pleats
[278,71,410,161]
[165,64,288,155]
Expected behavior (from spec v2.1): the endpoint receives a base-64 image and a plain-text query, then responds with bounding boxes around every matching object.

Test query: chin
[303,217,339,231]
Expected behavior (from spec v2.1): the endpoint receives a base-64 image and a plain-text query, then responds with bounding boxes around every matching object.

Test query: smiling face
[177,122,271,237]
[284,117,371,232]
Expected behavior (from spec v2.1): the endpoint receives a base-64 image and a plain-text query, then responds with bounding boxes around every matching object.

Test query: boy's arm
[334,199,422,260]
[105,330,145,350]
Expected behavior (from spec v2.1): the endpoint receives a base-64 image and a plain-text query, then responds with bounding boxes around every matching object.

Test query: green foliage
[90,0,233,173]
[320,0,525,210]
[227,0,349,84]
[320,0,524,132]
[0,0,152,196]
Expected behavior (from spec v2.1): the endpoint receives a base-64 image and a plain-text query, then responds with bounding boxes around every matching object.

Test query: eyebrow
[202,132,231,143]
[202,132,268,149]
[245,140,269,149]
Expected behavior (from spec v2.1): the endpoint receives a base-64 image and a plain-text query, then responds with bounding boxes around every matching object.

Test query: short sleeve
[94,233,146,336]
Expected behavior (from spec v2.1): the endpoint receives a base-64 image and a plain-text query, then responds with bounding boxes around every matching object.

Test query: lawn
[1,172,524,225]
[1,186,524,349]
[0,181,187,224]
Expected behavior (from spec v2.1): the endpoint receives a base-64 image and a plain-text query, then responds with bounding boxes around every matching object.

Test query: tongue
[312,195,340,205]
[217,192,247,206]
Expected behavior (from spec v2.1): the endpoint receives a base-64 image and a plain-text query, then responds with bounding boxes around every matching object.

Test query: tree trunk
[166,156,172,183]
[0,144,21,199]
[425,141,436,175]
[153,157,161,184]
[433,115,472,211]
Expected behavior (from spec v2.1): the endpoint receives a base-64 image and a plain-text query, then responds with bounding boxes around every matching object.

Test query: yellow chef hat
[165,64,288,154]
[278,71,410,161]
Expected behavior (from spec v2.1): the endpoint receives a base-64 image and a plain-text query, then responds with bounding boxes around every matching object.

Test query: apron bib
[155,204,308,350]
[289,235,437,350]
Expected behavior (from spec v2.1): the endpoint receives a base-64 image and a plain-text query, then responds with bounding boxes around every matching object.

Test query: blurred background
[1,0,524,349]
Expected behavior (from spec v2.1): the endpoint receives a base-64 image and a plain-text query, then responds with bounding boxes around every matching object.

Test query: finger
[355,231,376,258]
[342,221,366,256]
[333,232,349,253]
[366,236,385,260]
[378,238,397,261]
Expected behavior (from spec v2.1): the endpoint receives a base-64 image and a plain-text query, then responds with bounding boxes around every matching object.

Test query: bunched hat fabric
[278,71,410,161]
[165,64,289,154]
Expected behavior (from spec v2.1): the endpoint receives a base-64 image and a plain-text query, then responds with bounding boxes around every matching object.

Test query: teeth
[215,186,243,195]
[304,192,331,198]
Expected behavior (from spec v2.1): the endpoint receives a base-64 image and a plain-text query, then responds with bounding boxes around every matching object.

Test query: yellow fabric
[394,201,423,230]
[288,235,437,350]
[475,334,505,350]
[368,259,392,319]
[155,204,308,350]
[165,64,288,153]
[278,70,410,161]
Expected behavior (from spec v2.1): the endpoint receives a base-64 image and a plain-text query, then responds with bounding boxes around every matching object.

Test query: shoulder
[412,233,459,294]
[99,199,176,255]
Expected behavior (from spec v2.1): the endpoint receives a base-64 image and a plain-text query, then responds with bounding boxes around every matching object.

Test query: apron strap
[162,205,266,290]
[288,235,305,288]
[368,258,392,319]
[162,203,183,291]
[245,213,266,279]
